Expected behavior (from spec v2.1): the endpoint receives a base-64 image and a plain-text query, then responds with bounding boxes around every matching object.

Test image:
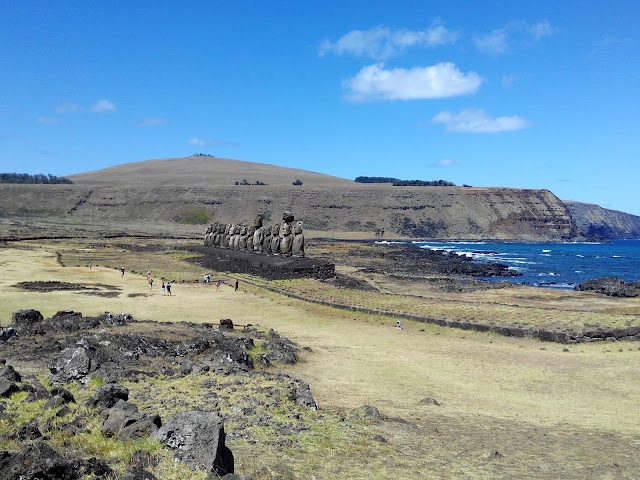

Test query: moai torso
[262,225,272,253]
[281,221,293,255]
[270,223,281,254]
[239,225,249,250]
[247,226,255,251]
[292,221,305,257]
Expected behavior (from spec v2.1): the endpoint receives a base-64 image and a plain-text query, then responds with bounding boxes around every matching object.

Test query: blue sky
[2,1,639,214]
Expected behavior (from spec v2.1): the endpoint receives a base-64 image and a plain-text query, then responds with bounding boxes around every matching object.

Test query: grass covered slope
[66,156,357,187]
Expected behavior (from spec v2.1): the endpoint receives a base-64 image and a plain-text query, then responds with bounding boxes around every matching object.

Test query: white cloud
[432,109,530,133]
[90,100,117,112]
[36,116,59,125]
[320,21,458,60]
[431,159,455,167]
[55,103,82,113]
[475,19,557,55]
[344,62,482,102]
[188,137,213,146]
[135,117,167,127]
[528,20,556,40]
[475,28,509,55]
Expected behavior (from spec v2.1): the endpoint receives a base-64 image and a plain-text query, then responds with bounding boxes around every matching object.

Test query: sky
[1,1,639,215]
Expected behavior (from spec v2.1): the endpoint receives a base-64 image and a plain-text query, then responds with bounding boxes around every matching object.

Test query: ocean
[407,239,640,289]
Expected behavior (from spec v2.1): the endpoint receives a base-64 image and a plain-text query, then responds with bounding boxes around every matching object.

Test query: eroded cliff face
[564,201,640,239]
[0,184,579,240]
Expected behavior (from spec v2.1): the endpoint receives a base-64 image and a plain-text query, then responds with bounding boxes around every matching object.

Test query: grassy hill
[67,156,357,187]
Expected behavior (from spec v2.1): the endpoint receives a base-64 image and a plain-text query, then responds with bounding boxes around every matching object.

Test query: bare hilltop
[1,155,639,240]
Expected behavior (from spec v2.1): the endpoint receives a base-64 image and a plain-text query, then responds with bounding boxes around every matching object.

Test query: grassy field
[2,240,640,479]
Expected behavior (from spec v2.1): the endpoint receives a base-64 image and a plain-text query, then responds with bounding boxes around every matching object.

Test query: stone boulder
[575,277,640,297]
[11,308,43,327]
[153,410,234,476]
[86,383,129,410]
[49,346,92,384]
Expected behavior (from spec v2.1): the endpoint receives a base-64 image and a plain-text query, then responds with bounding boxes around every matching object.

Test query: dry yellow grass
[2,241,640,478]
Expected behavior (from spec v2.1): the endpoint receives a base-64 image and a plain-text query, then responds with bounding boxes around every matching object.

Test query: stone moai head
[264,224,272,235]
[294,221,303,235]
[283,211,294,223]
[272,223,280,235]
[254,214,263,228]
[240,225,248,235]
[248,226,256,235]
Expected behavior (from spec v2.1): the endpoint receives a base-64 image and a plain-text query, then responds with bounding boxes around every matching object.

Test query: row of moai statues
[204,211,305,257]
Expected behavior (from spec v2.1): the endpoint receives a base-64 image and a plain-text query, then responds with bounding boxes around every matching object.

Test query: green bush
[176,207,211,225]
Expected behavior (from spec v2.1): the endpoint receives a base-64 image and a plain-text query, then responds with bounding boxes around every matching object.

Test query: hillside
[564,201,640,239]
[67,156,357,187]
[0,183,577,241]
[1,156,637,240]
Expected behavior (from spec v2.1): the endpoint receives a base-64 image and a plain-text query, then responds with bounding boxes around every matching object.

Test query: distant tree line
[355,176,456,187]
[193,153,215,157]
[0,173,73,184]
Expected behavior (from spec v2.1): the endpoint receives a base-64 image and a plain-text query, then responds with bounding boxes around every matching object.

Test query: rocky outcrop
[575,277,640,297]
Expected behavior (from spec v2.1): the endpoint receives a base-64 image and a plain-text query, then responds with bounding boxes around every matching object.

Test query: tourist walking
[89,262,92,269]
[121,267,125,277]
[216,281,220,291]
[166,282,172,295]
[149,278,153,291]
[161,282,165,296]
[147,270,151,280]
[235,279,239,291]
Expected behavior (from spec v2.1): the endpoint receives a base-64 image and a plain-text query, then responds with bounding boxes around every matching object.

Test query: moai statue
[239,225,248,250]
[280,220,293,256]
[232,224,242,250]
[214,223,225,247]
[247,226,255,251]
[262,224,272,253]
[223,224,233,248]
[292,221,305,257]
[204,224,214,246]
[270,223,281,254]
[253,226,264,253]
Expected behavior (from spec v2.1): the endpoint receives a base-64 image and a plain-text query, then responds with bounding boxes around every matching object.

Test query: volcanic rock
[154,410,234,475]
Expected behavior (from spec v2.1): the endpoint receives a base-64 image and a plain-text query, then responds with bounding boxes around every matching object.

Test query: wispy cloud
[475,20,557,55]
[320,20,458,60]
[344,62,482,102]
[431,159,455,167]
[90,99,117,112]
[55,103,82,113]
[36,116,59,125]
[188,137,214,146]
[432,109,530,133]
[135,117,167,127]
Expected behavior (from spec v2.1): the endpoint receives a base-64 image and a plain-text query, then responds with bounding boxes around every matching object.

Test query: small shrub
[176,207,210,225]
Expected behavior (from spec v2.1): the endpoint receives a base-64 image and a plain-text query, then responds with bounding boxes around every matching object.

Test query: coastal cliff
[0,183,578,240]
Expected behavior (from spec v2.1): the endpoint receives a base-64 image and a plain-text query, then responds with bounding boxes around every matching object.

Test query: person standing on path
[216,281,220,291]
[235,279,239,291]
[166,282,172,295]
[161,282,165,296]
[89,262,92,269]
[147,270,151,280]
[121,267,125,277]
[149,278,153,291]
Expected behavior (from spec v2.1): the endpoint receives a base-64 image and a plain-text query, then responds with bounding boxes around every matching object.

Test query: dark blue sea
[404,239,640,289]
